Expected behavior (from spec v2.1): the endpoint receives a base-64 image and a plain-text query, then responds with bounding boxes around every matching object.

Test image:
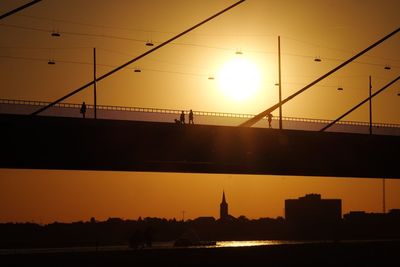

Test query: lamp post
[369,75,372,134]
[278,36,282,129]
[93,48,97,119]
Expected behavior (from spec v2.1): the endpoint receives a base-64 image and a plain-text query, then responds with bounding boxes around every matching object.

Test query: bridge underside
[1,114,399,178]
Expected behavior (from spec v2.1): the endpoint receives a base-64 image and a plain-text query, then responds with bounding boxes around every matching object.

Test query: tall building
[285,193,342,225]
[285,193,342,239]
[220,191,229,220]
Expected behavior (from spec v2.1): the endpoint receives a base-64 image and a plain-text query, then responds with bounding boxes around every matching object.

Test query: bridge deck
[1,114,399,178]
[1,99,400,135]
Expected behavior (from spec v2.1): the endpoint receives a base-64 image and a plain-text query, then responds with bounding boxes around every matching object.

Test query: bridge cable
[0,0,42,20]
[320,75,400,132]
[239,27,400,127]
[31,0,246,116]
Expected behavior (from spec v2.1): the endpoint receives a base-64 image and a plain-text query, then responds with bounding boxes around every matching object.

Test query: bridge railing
[1,98,399,133]
[0,98,255,118]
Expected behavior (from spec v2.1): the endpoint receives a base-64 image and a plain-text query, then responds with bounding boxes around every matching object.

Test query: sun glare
[217,57,261,101]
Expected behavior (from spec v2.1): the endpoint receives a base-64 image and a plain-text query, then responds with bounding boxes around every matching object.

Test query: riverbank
[2,239,399,266]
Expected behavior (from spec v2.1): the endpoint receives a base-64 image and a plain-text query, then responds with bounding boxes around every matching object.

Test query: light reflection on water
[173,240,315,249]
[216,240,289,248]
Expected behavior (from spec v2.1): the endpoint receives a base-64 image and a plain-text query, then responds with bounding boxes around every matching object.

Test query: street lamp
[314,57,322,62]
[51,31,61,37]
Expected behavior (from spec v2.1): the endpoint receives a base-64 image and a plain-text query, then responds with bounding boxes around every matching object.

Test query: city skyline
[2,189,399,227]
[2,191,399,250]
[1,174,398,224]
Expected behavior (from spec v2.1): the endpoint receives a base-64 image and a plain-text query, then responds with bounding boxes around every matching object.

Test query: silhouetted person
[80,101,87,118]
[180,111,185,124]
[267,113,273,128]
[189,109,194,124]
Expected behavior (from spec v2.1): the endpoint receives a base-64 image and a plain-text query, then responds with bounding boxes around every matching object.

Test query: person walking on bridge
[189,109,194,124]
[80,101,87,118]
[180,111,185,124]
[267,113,273,128]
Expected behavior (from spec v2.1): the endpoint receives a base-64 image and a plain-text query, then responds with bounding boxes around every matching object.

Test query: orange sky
[1,169,399,223]
[0,0,399,223]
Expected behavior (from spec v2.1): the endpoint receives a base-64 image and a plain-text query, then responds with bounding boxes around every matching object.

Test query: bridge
[1,100,399,179]
[1,0,399,179]
[1,98,400,134]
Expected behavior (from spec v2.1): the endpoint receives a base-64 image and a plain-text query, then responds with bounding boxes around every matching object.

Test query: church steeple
[220,190,229,220]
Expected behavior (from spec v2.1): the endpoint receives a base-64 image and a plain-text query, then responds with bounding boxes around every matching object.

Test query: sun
[217,57,261,101]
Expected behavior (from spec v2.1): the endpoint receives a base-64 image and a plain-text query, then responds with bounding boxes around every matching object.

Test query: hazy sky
[0,0,399,223]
